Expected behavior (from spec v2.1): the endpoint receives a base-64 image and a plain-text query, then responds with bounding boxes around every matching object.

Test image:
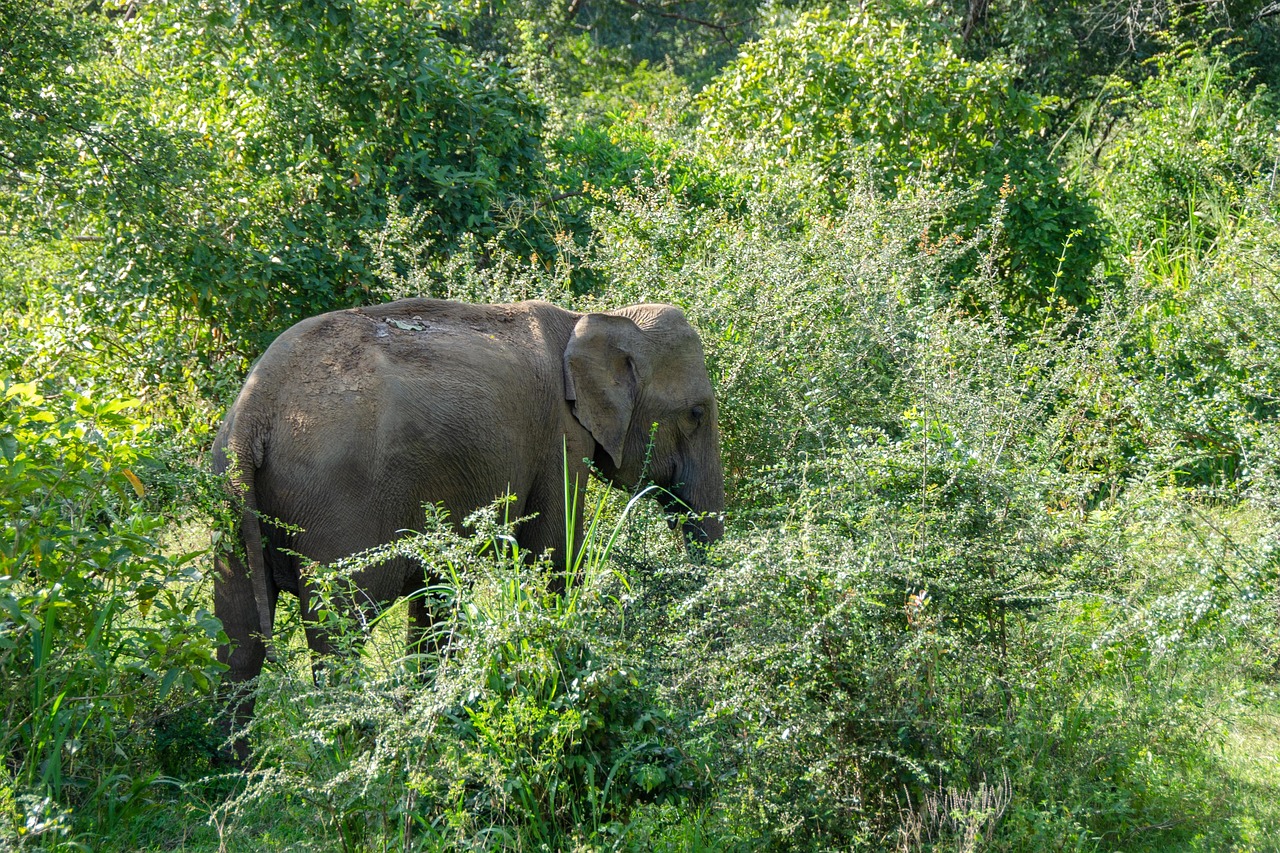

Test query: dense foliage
[697,7,1103,314]
[2,0,1279,849]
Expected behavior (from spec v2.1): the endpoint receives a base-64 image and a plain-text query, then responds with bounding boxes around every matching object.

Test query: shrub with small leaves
[221,499,700,849]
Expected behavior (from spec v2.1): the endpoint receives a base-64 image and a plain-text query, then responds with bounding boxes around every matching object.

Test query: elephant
[211,297,725,758]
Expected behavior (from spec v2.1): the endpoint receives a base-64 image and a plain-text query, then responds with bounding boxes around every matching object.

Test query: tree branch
[617,0,737,44]
[1,231,104,242]
[1255,1,1280,20]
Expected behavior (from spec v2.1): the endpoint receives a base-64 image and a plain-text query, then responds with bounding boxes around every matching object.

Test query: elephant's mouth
[660,485,723,558]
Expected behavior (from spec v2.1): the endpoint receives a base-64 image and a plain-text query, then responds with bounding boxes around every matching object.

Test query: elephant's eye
[690,405,706,423]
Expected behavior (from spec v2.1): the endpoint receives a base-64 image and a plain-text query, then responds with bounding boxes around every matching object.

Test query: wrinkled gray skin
[212,298,724,759]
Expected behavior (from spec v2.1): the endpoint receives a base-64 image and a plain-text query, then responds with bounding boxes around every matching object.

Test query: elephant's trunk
[681,515,722,563]
[681,509,723,547]
[673,457,725,561]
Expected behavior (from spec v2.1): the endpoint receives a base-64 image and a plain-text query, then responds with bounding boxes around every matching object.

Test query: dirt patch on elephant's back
[292,312,379,395]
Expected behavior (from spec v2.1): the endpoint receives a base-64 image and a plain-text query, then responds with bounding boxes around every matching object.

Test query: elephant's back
[236,298,571,522]
[256,298,569,381]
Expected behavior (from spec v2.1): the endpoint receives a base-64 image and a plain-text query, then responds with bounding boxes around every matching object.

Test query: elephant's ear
[564,313,642,469]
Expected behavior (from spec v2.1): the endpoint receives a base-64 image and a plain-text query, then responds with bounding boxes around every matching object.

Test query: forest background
[2,0,1280,849]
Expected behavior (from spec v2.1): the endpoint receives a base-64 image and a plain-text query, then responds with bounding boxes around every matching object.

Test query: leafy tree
[697,3,1103,318]
[4,0,545,359]
[908,0,1280,96]
[0,0,116,239]
[112,0,546,349]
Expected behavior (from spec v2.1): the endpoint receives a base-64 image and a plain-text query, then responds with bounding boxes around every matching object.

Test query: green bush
[219,499,700,850]
[696,3,1103,319]
[579,180,1280,848]
[0,382,222,846]
[628,314,1278,848]
[583,177,993,511]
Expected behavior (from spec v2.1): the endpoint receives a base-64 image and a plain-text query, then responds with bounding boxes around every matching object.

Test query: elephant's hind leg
[214,550,278,764]
[298,571,389,680]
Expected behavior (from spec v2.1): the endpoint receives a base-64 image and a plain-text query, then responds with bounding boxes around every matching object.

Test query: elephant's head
[564,304,725,552]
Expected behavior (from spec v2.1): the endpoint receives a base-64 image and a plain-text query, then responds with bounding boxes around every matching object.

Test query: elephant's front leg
[405,575,453,665]
[517,460,593,591]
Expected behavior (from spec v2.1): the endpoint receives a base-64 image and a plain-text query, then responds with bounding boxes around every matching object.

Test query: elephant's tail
[239,480,275,643]
[217,414,275,645]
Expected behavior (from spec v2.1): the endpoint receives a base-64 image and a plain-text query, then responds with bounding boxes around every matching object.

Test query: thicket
[2,0,1279,849]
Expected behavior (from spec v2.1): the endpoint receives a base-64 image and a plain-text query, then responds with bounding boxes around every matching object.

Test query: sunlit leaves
[0,382,222,809]
[697,3,1103,318]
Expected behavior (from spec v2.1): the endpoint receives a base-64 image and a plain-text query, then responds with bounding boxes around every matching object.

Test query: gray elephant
[211,298,724,756]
